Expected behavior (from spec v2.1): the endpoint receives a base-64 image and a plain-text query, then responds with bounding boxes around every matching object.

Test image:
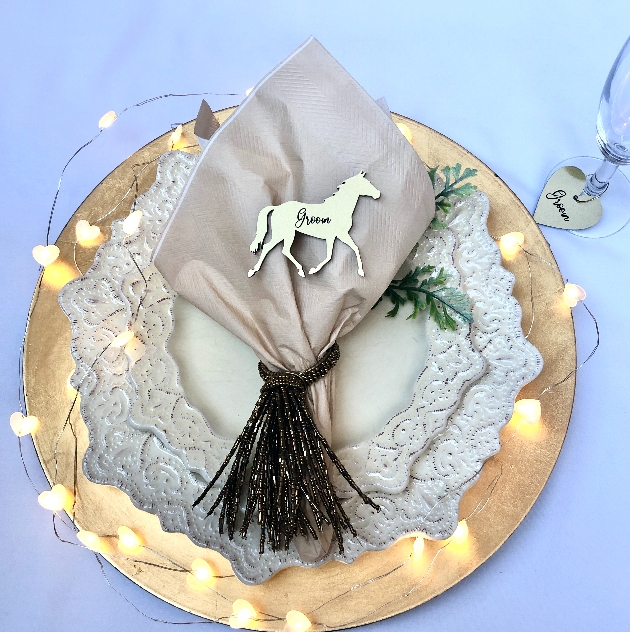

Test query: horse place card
[248,172,380,278]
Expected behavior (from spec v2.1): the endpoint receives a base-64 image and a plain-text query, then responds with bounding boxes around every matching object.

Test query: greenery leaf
[376,265,473,330]
[428,162,478,228]
[377,163,478,329]
[436,198,452,213]
[430,217,448,229]
[427,166,438,187]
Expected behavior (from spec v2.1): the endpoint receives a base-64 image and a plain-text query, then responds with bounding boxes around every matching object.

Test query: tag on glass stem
[534,166,603,229]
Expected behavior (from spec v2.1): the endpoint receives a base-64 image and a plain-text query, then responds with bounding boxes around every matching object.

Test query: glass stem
[582,159,618,197]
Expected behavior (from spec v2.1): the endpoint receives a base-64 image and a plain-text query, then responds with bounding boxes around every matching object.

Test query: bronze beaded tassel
[193,343,379,554]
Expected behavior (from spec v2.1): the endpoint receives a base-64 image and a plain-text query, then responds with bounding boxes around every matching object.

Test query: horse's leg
[337,233,364,276]
[309,237,335,275]
[248,235,282,277]
[281,232,305,277]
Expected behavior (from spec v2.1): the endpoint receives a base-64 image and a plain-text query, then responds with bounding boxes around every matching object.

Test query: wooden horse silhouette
[248,172,380,278]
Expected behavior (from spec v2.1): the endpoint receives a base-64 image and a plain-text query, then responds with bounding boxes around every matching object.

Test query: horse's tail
[250,206,274,253]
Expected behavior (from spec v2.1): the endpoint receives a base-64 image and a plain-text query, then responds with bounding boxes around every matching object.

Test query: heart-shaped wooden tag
[534,166,602,230]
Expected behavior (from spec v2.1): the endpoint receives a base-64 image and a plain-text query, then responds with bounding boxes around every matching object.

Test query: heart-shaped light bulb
[192,558,213,581]
[38,484,74,512]
[285,610,311,632]
[396,122,413,143]
[229,599,256,629]
[187,558,215,588]
[9,412,40,436]
[122,211,143,235]
[117,525,142,554]
[563,283,587,307]
[412,535,425,556]
[98,110,117,129]
[169,124,186,150]
[111,330,135,347]
[124,336,145,365]
[77,530,104,552]
[511,398,542,425]
[499,232,525,258]
[450,519,469,544]
[75,220,101,244]
[32,245,60,267]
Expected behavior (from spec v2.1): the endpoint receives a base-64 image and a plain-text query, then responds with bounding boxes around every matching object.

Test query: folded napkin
[154,36,434,559]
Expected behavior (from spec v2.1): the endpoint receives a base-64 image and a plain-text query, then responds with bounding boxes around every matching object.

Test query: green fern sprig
[376,265,473,330]
[428,163,478,229]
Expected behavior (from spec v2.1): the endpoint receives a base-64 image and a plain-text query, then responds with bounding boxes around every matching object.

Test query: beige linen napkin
[153,36,434,559]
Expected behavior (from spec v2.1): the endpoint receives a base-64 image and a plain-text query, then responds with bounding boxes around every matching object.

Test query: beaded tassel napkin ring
[193,343,379,554]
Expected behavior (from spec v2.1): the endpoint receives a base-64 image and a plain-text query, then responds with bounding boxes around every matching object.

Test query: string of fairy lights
[10,94,599,631]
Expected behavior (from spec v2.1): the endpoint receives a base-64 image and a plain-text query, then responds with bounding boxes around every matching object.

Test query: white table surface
[1,1,628,630]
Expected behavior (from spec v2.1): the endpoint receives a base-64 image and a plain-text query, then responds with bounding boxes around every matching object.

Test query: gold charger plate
[23,108,575,630]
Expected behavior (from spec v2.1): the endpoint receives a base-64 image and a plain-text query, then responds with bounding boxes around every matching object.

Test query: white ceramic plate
[59,150,542,584]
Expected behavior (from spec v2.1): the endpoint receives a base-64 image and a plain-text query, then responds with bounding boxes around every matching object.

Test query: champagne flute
[546,34,630,237]
[583,34,630,196]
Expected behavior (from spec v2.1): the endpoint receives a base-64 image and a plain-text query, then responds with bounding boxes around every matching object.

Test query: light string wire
[514,244,600,399]
[17,415,505,630]
[18,107,598,628]
[539,301,599,398]
[15,85,286,625]
[21,208,598,630]
[22,200,597,630]
[306,462,505,629]
[488,237,600,400]
[43,91,238,247]
[17,245,586,630]
[16,230,522,629]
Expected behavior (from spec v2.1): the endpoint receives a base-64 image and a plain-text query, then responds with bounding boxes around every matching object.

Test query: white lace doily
[59,150,542,584]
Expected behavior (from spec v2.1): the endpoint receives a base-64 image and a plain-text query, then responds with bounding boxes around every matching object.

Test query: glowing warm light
[122,210,143,235]
[117,526,142,554]
[66,373,78,398]
[98,110,117,129]
[563,283,586,308]
[511,398,541,426]
[412,535,425,557]
[38,484,74,512]
[169,124,187,150]
[192,558,213,581]
[229,599,256,629]
[42,260,78,290]
[111,330,135,347]
[77,530,104,552]
[186,558,215,588]
[124,335,145,365]
[285,610,311,632]
[170,124,183,145]
[245,87,254,97]
[32,244,60,267]
[396,122,413,143]
[450,519,469,545]
[498,232,525,258]
[75,219,101,244]
[9,412,40,436]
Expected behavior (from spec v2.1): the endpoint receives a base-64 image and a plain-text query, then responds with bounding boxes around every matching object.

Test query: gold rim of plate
[23,108,576,630]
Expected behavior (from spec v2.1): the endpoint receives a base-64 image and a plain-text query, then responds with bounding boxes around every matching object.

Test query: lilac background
[1,1,628,630]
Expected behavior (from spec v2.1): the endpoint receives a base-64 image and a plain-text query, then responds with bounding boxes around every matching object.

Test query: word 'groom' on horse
[248,172,380,278]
